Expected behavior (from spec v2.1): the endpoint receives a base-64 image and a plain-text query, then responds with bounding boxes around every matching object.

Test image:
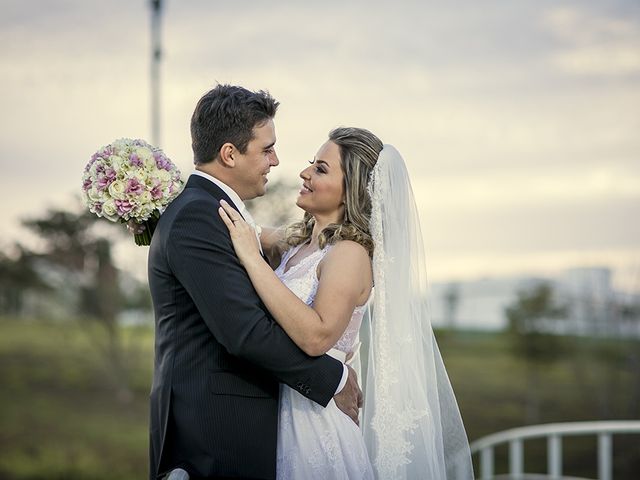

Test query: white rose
[130,205,143,220]
[87,187,102,202]
[108,180,126,200]
[102,199,117,218]
[120,161,133,174]
[136,146,153,160]
[137,190,152,205]
[109,155,125,171]
[144,155,156,170]
[157,169,171,182]
[133,170,148,183]
[139,204,154,218]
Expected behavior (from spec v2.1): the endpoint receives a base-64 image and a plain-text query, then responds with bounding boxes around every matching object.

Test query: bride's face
[296,140,345,219]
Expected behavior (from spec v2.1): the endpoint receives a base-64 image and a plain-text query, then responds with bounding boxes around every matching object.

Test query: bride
[219,127,473,480]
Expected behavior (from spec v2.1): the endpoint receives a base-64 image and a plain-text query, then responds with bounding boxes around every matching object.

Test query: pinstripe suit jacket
[147,175,343,479]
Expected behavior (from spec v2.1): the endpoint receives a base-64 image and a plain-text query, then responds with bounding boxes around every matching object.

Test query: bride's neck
[306,204,345,248]
[309,215,339,248]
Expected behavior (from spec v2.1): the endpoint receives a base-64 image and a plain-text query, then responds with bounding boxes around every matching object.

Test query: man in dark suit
[147,85,361,480]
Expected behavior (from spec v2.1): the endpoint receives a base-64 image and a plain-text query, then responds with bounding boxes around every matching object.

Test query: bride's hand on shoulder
[218,200,262,266]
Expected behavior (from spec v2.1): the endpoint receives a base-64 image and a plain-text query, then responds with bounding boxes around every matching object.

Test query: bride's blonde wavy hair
[285,127,383,256]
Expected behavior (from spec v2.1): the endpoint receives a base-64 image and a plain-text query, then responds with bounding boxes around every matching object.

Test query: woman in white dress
[219,127,473,480]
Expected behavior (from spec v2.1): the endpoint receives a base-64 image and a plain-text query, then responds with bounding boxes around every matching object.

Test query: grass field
[0,318,638,479]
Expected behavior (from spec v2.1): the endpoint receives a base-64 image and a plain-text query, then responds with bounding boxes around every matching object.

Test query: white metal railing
[469,421,640,480]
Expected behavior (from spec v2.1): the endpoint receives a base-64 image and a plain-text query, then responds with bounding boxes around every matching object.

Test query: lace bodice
[274,243,370,355]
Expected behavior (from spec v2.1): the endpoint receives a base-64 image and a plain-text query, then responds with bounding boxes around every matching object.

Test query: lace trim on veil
[361,145,473,480]
[366,156,428,478]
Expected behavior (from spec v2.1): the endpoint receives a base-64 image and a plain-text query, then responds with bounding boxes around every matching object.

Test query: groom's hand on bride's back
[333,365,363,425]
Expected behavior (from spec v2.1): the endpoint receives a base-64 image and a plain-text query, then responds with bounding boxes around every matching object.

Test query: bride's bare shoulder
[317,240,372,303]
[329,239,369,258]
[320,240,372,274]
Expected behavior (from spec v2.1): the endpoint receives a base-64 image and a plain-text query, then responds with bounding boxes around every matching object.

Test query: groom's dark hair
[191,84,279,165]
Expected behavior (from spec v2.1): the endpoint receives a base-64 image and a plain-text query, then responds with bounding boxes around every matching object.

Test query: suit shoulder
[161,189,218,222]
[164,190,226,238]
[172,187,218,208]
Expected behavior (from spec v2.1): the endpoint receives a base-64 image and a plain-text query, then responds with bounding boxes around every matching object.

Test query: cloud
[543,5,640,76]
[413,165,640,212]
[423,195,640,251]
[0,0,638,286]
[426,247,640,291]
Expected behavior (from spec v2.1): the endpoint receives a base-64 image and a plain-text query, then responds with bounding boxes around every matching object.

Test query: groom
[147,85,361,480]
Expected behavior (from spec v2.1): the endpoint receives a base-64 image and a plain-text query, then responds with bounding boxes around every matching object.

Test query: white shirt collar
[191,170,246,213]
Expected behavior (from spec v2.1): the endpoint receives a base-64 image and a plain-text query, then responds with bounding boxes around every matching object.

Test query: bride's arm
[244,241,370,356]
[220,202,371,356]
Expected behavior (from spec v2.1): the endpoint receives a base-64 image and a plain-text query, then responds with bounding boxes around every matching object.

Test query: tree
[505,281,568,423]
[443,282,461,331]
[21,207,133,401]
[567,287,640,420]
[0,247,50,316]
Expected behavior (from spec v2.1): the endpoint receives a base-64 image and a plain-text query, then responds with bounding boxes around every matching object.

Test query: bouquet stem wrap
[133,218,157,246]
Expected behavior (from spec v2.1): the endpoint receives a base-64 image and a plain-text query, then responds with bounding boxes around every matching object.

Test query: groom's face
[233,119,279,200]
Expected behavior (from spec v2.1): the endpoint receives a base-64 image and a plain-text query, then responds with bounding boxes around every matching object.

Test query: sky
[1,0,639,290]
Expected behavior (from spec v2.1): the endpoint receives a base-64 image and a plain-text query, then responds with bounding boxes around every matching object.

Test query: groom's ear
[218,143,236,168]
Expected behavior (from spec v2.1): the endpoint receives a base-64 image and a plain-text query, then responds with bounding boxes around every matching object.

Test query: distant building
[429,267,640,337]
[430,276,539,330]
[557,267,640,337]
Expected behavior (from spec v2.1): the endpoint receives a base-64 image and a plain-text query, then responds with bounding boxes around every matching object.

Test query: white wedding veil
[358,145,474,480]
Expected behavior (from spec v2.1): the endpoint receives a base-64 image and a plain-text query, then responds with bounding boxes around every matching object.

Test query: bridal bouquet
[81,138,183,245]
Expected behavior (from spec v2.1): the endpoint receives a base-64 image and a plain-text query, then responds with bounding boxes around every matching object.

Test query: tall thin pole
[150,0,163,147]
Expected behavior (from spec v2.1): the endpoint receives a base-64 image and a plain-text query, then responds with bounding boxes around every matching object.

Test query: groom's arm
[257,226,288,269]
[167,198,344,407]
